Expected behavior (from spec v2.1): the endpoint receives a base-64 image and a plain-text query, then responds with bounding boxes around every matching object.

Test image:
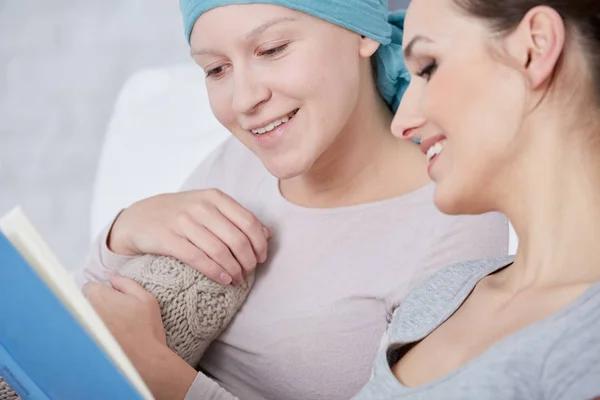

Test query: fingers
[82,281,120,307]
[201,209,259,276]
[167,237,235,285]
[212,191,270,265]
[108,272,153,301]
[82,281,104,300]
[179,218,245,285]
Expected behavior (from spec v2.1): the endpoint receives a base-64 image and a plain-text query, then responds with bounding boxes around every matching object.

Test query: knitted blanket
[0,255,254,399]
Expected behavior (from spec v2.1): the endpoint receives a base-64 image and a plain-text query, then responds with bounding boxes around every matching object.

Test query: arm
[73,214,136,287]
[136,346,240,400]
[73,140,263,288]
[74,144,225,288]
[185,373,240,400]
[121,343,239,400]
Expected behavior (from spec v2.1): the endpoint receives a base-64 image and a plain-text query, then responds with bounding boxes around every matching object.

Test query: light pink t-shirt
[75,138,509,400]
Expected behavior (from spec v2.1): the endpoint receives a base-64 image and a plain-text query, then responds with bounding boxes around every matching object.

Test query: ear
[507,6,565,89]
[359,36,381,58]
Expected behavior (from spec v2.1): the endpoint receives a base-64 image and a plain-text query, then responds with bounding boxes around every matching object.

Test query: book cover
[0,218,150,399]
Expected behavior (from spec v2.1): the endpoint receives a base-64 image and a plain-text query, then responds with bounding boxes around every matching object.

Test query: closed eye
[206,65,229,79]
[258,43,289,57]
[417,60,438,81]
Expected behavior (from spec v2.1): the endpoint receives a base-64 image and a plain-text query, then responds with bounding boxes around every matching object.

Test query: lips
[247,109,299,135]
[419,134,447,157]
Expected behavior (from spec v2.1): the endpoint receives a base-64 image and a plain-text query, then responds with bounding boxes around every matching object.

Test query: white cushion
[90,62,229,239]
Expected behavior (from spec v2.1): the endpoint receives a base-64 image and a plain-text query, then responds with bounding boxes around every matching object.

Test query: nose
[391,81,426,141]
[231,66,271,114]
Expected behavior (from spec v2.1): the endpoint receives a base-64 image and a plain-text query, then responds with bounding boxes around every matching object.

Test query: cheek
[425,59,524,166]
[424,58,526,212]
[207,81,235,127]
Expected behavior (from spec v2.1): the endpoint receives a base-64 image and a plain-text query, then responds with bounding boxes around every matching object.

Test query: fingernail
[220,272,232,285]
[262,226,271,238]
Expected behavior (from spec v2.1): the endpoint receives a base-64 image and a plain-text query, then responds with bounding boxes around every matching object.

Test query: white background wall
[0,1,189,269]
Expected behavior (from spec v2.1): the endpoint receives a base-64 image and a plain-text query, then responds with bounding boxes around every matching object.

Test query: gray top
[354,256,600,400]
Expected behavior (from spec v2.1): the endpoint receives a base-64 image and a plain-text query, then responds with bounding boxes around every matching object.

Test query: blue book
[0,207,154,400]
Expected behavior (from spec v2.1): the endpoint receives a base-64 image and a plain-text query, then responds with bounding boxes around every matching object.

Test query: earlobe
[521,6,565,89]
[358,36,381,58]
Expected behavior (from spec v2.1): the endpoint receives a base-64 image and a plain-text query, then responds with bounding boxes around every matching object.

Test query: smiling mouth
[250,109,299,135]
[427,140,445,162]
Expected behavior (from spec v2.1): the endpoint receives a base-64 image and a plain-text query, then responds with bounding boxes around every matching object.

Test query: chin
[260,157,312,180]
[433,180,481,216]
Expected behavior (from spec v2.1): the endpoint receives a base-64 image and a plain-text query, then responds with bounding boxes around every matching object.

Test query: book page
[0,207,154,400]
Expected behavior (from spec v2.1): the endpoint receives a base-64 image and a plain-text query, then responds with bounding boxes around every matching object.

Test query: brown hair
[454,0,600,104]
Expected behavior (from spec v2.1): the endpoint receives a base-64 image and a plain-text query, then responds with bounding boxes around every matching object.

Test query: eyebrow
[403,35,433,60]
[191,17,296,56]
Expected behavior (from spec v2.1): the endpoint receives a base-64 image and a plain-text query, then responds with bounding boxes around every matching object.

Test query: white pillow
[90,62,229,239]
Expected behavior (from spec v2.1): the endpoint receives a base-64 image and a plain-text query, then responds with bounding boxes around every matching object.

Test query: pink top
[75,138,509,400]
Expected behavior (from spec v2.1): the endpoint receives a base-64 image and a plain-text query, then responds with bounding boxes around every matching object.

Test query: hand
[108,189,271,286]
[83,273,197,400]
[83,273,167,361]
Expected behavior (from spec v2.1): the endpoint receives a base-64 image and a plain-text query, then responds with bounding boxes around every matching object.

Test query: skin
[191,4,426,206]
[106,3,428,286]
[390,0,600,387]
[85,4,429,398]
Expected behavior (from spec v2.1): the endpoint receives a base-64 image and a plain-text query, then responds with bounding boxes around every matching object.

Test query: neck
[280,85,427,208]
[499,120,600,289]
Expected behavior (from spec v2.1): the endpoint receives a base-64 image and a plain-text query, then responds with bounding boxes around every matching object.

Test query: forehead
[403,0,484,49]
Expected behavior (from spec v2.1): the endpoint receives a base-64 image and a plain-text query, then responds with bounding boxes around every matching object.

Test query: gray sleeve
[185,373,239,400]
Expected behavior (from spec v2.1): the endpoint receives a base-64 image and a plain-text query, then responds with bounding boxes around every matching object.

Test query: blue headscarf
[179,0,410,112]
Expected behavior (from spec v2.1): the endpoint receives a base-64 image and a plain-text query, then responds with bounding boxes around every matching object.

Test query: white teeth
[427,141,444,162]
[251,111,295,134]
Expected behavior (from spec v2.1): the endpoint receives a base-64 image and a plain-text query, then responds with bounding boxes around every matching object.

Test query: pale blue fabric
[179,0,410,112]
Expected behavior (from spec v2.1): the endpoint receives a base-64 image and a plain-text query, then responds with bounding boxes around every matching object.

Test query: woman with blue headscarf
[76,1,508,399]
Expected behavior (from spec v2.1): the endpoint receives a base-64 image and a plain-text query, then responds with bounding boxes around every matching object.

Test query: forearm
[73,212,136,288]
[141,346,238,400]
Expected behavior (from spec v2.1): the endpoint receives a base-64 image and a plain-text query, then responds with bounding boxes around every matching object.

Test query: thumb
[108,271,150,300]
[263,225,273,239]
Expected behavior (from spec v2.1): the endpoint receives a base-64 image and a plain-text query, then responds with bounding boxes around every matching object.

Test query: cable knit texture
[0,255,253,398]
[119,254,254,367]
[0,379,18,400]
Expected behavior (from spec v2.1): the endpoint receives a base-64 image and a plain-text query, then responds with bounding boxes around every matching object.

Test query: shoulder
[542,283,600,399]
[180,138,270,195]
[428,211,510,259]
[398,211,510,301]
[388,256,514,341]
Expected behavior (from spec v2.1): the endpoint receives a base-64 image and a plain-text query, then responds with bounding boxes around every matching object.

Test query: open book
[0,207,154,400]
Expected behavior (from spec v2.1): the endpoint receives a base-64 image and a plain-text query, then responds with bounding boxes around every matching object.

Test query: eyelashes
[205,43,290,79]
[257,43,289,57]
[206,65,228,78]
[416,60,438,81]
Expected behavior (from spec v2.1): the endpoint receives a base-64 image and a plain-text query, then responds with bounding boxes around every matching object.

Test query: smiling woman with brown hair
[354,0,600,399]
